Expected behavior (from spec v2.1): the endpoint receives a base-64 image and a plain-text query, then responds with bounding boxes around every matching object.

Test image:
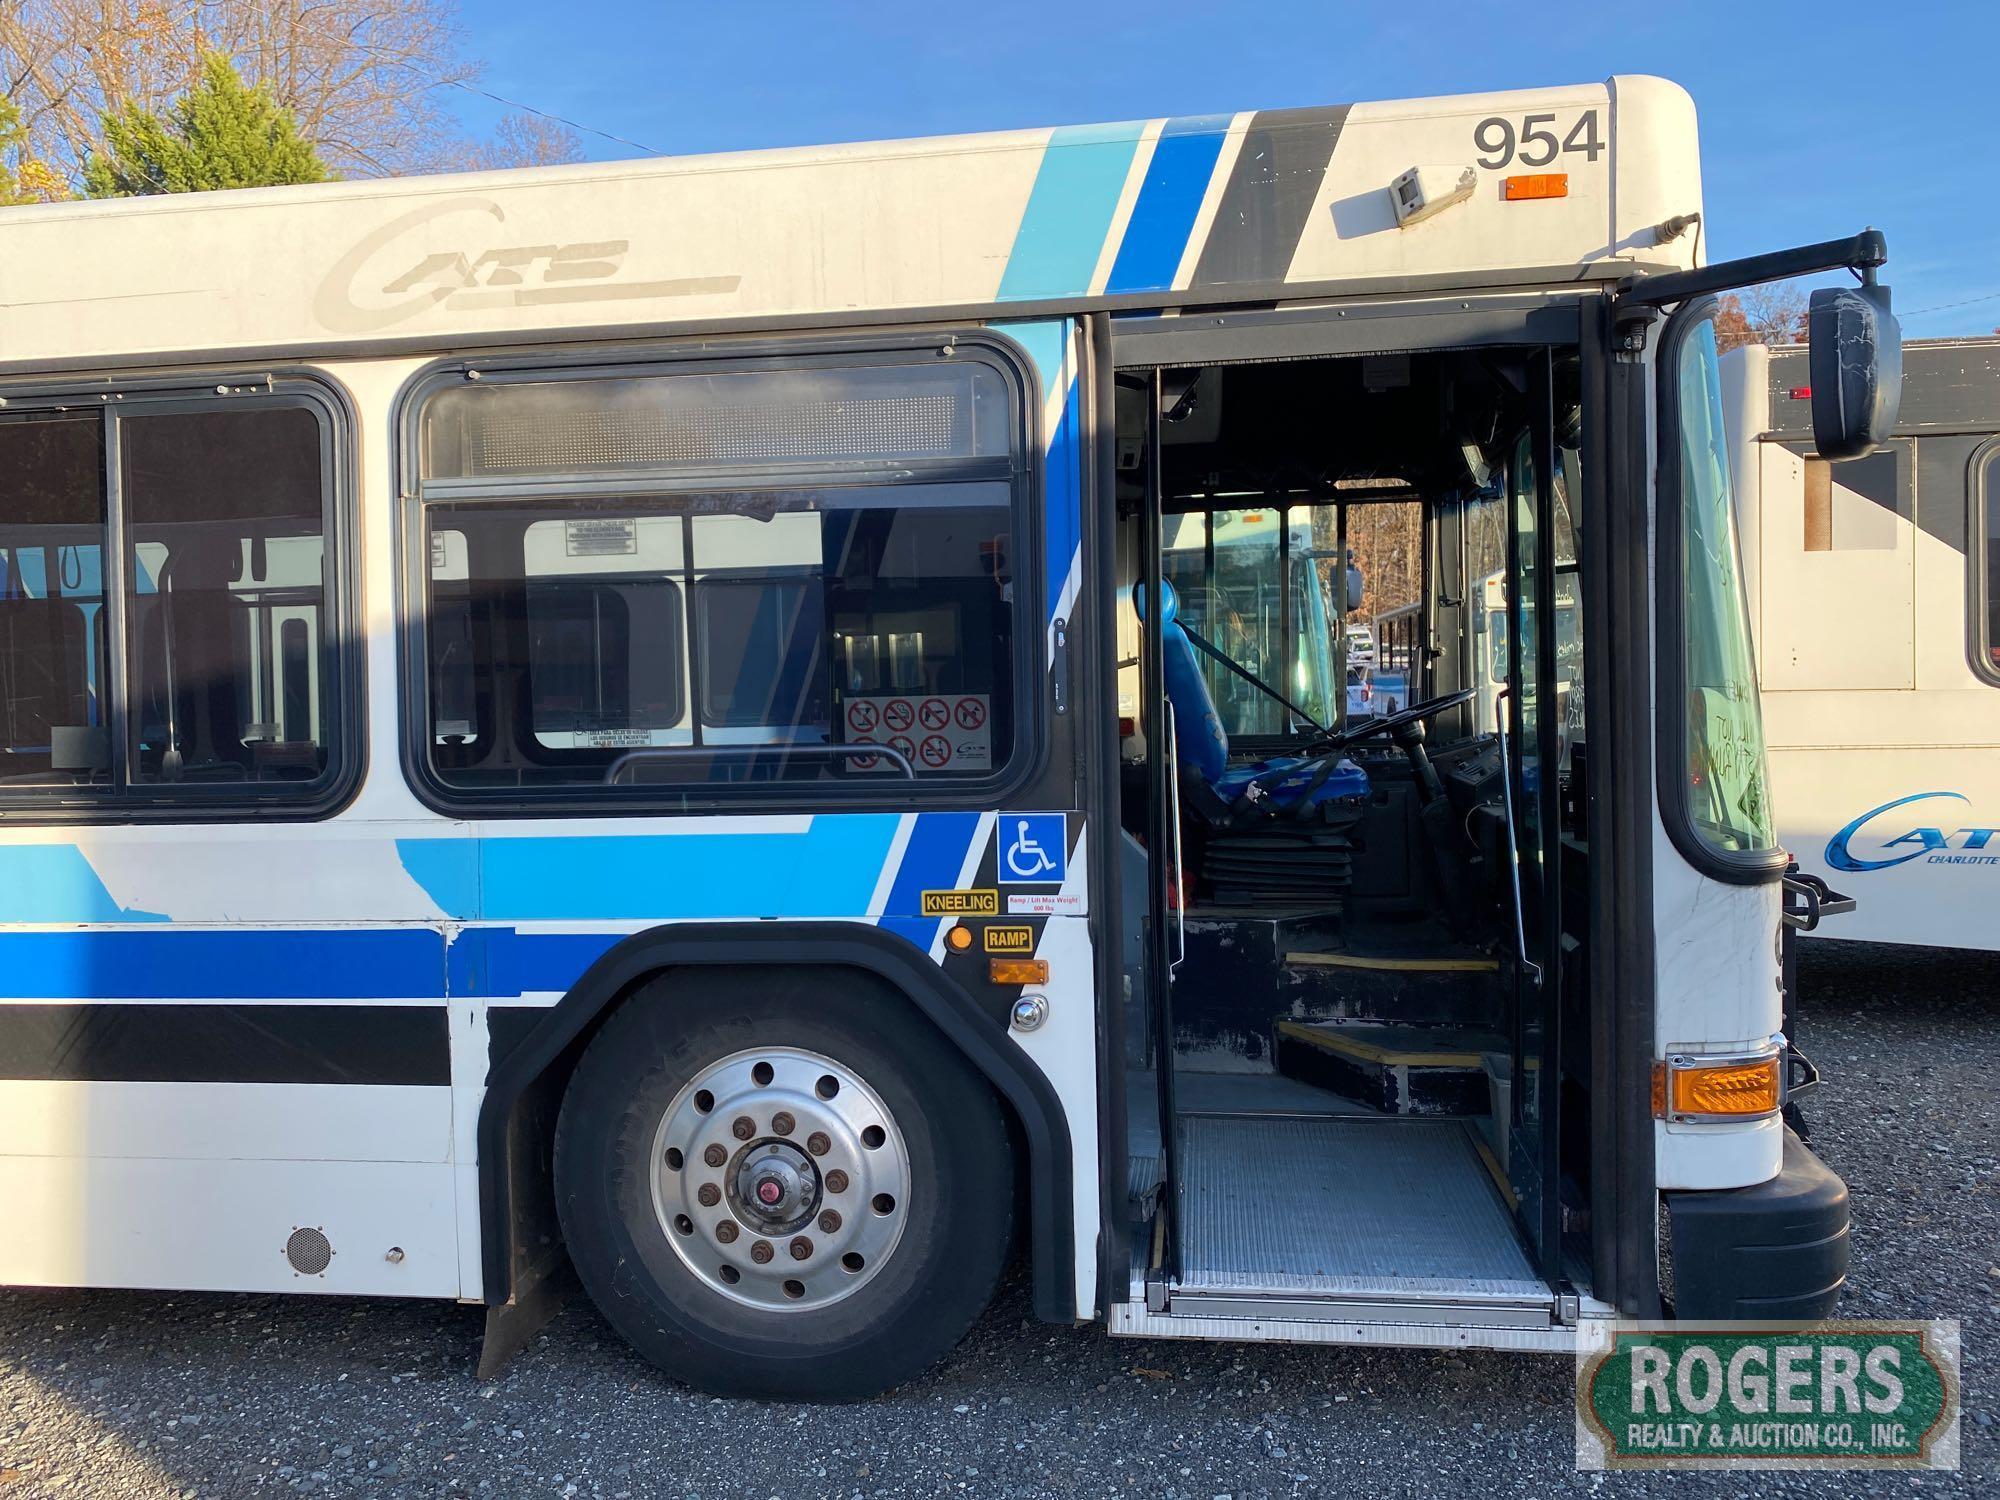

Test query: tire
[554,966,1016,1400]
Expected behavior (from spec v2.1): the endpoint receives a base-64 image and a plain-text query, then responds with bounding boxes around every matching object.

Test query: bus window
[411,351,1027,799]
[0,416,108,785]
[122,406,334,786]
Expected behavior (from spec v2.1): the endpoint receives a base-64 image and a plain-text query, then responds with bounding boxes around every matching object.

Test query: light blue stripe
[998,122,1146,302]
[398,817,904,922]
[0,846,168,923]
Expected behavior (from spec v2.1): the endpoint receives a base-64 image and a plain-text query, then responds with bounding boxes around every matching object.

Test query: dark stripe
[1190,105,1349,290]
[0,928,445,1000]
[0,1003,450,1085]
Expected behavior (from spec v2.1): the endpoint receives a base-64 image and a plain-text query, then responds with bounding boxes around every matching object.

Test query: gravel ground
[1,940,1992,1497]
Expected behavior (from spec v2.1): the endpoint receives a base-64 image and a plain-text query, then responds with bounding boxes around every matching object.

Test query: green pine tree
[83,52,329,198]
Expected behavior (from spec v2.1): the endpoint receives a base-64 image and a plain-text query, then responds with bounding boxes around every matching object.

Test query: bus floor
[1126,1069,1547,1307]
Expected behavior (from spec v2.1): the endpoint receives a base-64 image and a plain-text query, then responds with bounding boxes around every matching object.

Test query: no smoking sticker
[844,694,991,773]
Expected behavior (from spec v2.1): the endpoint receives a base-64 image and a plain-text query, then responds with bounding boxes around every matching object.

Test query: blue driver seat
[1137,579,1370,818]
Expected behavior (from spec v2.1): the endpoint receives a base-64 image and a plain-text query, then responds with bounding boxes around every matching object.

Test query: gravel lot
[2,940,1993,1497]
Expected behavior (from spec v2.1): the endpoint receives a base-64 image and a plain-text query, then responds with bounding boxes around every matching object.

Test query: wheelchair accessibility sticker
[1002,814,1067,885]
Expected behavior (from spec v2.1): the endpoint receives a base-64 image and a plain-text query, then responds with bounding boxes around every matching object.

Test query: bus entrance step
[1272,1021,1499,1116]
[1278,946,1504,1029]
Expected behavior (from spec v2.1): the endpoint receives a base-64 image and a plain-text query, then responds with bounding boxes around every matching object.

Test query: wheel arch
[476,921,1076,1323]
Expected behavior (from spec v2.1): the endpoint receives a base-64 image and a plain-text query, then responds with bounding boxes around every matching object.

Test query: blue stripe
[0,928,444,1000]
[882,812,984,920]
[1044,370,1083,620]
[998,122,1145,302]
[1105,115,1230,294]
[398,817,904,923]
[447,927,621,998]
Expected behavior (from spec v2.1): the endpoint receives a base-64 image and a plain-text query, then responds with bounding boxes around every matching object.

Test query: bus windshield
[1675,314,1776,854]
[1161,509,1340,735]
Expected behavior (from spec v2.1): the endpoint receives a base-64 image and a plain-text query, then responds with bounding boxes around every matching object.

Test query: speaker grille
[285,1226,333,1276]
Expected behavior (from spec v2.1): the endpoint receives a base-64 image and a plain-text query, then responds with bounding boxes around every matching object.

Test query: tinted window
[425,483,1017,790]
[123,406,336,787]
[0,417,108,785]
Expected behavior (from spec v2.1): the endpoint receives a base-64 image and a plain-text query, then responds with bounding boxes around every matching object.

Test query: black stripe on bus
[0,1004,451,1086]
[1190,105,1350,290]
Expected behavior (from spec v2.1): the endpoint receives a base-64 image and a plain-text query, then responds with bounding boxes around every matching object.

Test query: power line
[266,2,660,159]
[1901,289,2000,321]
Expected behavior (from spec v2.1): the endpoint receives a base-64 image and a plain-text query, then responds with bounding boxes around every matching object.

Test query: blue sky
[452,1,2000,334]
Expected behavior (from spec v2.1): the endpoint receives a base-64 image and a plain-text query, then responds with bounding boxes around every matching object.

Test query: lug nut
[806,1132,831,1157]
[750,1240,775,1265]
[789,1237,813,1261]
[771,1110,795,1136]
[825,1169,850,1193]
[818,1210,841,1233]
[715,1221,739,1243]
[731,1116,756,1140]
[697,1183,721,1207]
[703,1143,727,1168]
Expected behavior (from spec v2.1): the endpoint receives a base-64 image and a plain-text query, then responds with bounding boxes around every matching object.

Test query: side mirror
[1808,282,1903,460]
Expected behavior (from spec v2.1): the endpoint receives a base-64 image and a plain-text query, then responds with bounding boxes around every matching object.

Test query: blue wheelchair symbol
[1002,814,1067,884]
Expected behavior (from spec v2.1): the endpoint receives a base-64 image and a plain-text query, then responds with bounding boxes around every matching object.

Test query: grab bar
[1495,687,1543,988]
[604,742,915,784]
[1166,717,1187,976]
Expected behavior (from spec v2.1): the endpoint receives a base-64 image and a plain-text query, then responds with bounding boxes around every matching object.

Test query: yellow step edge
[1284,951,1500,974]
[1274,1019,1485,1069]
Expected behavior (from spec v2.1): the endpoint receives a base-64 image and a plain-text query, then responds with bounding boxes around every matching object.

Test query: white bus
[1726,337,1999,949]
[0,77,1899,1399]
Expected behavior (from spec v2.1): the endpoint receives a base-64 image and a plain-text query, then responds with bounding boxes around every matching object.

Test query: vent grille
[285,1226,333,1276]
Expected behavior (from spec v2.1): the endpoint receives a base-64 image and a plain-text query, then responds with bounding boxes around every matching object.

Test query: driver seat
[1138,579,1370,819]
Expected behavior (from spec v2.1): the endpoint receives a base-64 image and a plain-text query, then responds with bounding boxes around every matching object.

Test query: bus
[0,77,1898,1399]
[1725,337,1999,949]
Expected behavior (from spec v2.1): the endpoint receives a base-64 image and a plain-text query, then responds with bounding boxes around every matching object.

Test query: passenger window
[0,416,109,785]
[413,351,1026,800]
[122,406,336,787]
[0,396,346,813]
[1979,448,2000,678]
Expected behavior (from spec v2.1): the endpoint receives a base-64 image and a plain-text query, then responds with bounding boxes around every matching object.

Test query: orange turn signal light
[1655,1053,1783,1120]
[989,957,1050,985]
[1502,173,1568,201]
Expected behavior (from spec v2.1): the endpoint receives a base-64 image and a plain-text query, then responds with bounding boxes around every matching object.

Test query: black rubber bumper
[1665,1128,1850,1320]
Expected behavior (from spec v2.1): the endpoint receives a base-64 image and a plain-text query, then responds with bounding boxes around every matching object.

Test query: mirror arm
[1613,228,1888,316]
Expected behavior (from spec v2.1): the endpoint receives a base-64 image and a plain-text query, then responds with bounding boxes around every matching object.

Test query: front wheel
[553,968,1015,1399]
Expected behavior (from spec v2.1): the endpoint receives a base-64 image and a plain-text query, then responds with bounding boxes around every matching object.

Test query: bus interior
[1115,341,1593,1324]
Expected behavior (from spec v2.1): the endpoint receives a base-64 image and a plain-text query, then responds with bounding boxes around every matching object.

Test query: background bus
[1724,337,2000,948]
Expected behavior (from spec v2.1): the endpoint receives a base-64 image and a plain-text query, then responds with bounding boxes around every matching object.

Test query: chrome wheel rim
[651,1045,911,1311]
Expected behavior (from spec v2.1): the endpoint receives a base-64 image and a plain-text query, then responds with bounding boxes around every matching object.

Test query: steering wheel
[1311,687,1479,752]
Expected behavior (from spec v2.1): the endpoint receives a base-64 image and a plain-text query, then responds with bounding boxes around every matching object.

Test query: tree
[83,51,329,196]
[1,1,563,188]
[0,94,67,204]
[1716,281,1809,353]
[449,109,585,172]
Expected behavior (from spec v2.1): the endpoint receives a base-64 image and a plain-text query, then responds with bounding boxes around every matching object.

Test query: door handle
[1495,686,1543,988]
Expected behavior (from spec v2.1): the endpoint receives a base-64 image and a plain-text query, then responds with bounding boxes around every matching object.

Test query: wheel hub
[732,1141,819,1231]
[650,1046,911,1311]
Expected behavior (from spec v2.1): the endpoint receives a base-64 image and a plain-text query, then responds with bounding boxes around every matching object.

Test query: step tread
[1274,1020,1503,1070]
[1284,950,1499,974]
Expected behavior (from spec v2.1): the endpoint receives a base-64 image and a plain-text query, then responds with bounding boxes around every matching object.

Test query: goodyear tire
[554,966,1015,1400]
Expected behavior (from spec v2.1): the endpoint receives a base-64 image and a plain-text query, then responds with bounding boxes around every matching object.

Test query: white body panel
[1726,340,2000,950]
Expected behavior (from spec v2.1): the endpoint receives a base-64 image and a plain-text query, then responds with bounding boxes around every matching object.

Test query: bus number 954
[1473,110,1603,170]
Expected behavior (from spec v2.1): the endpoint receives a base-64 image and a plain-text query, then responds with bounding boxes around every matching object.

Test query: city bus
[0,77,1898,1399]
[1725,337,2000,949]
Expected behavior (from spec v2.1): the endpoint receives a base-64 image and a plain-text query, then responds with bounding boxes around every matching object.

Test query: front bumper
[1664,1127,1850,1320]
